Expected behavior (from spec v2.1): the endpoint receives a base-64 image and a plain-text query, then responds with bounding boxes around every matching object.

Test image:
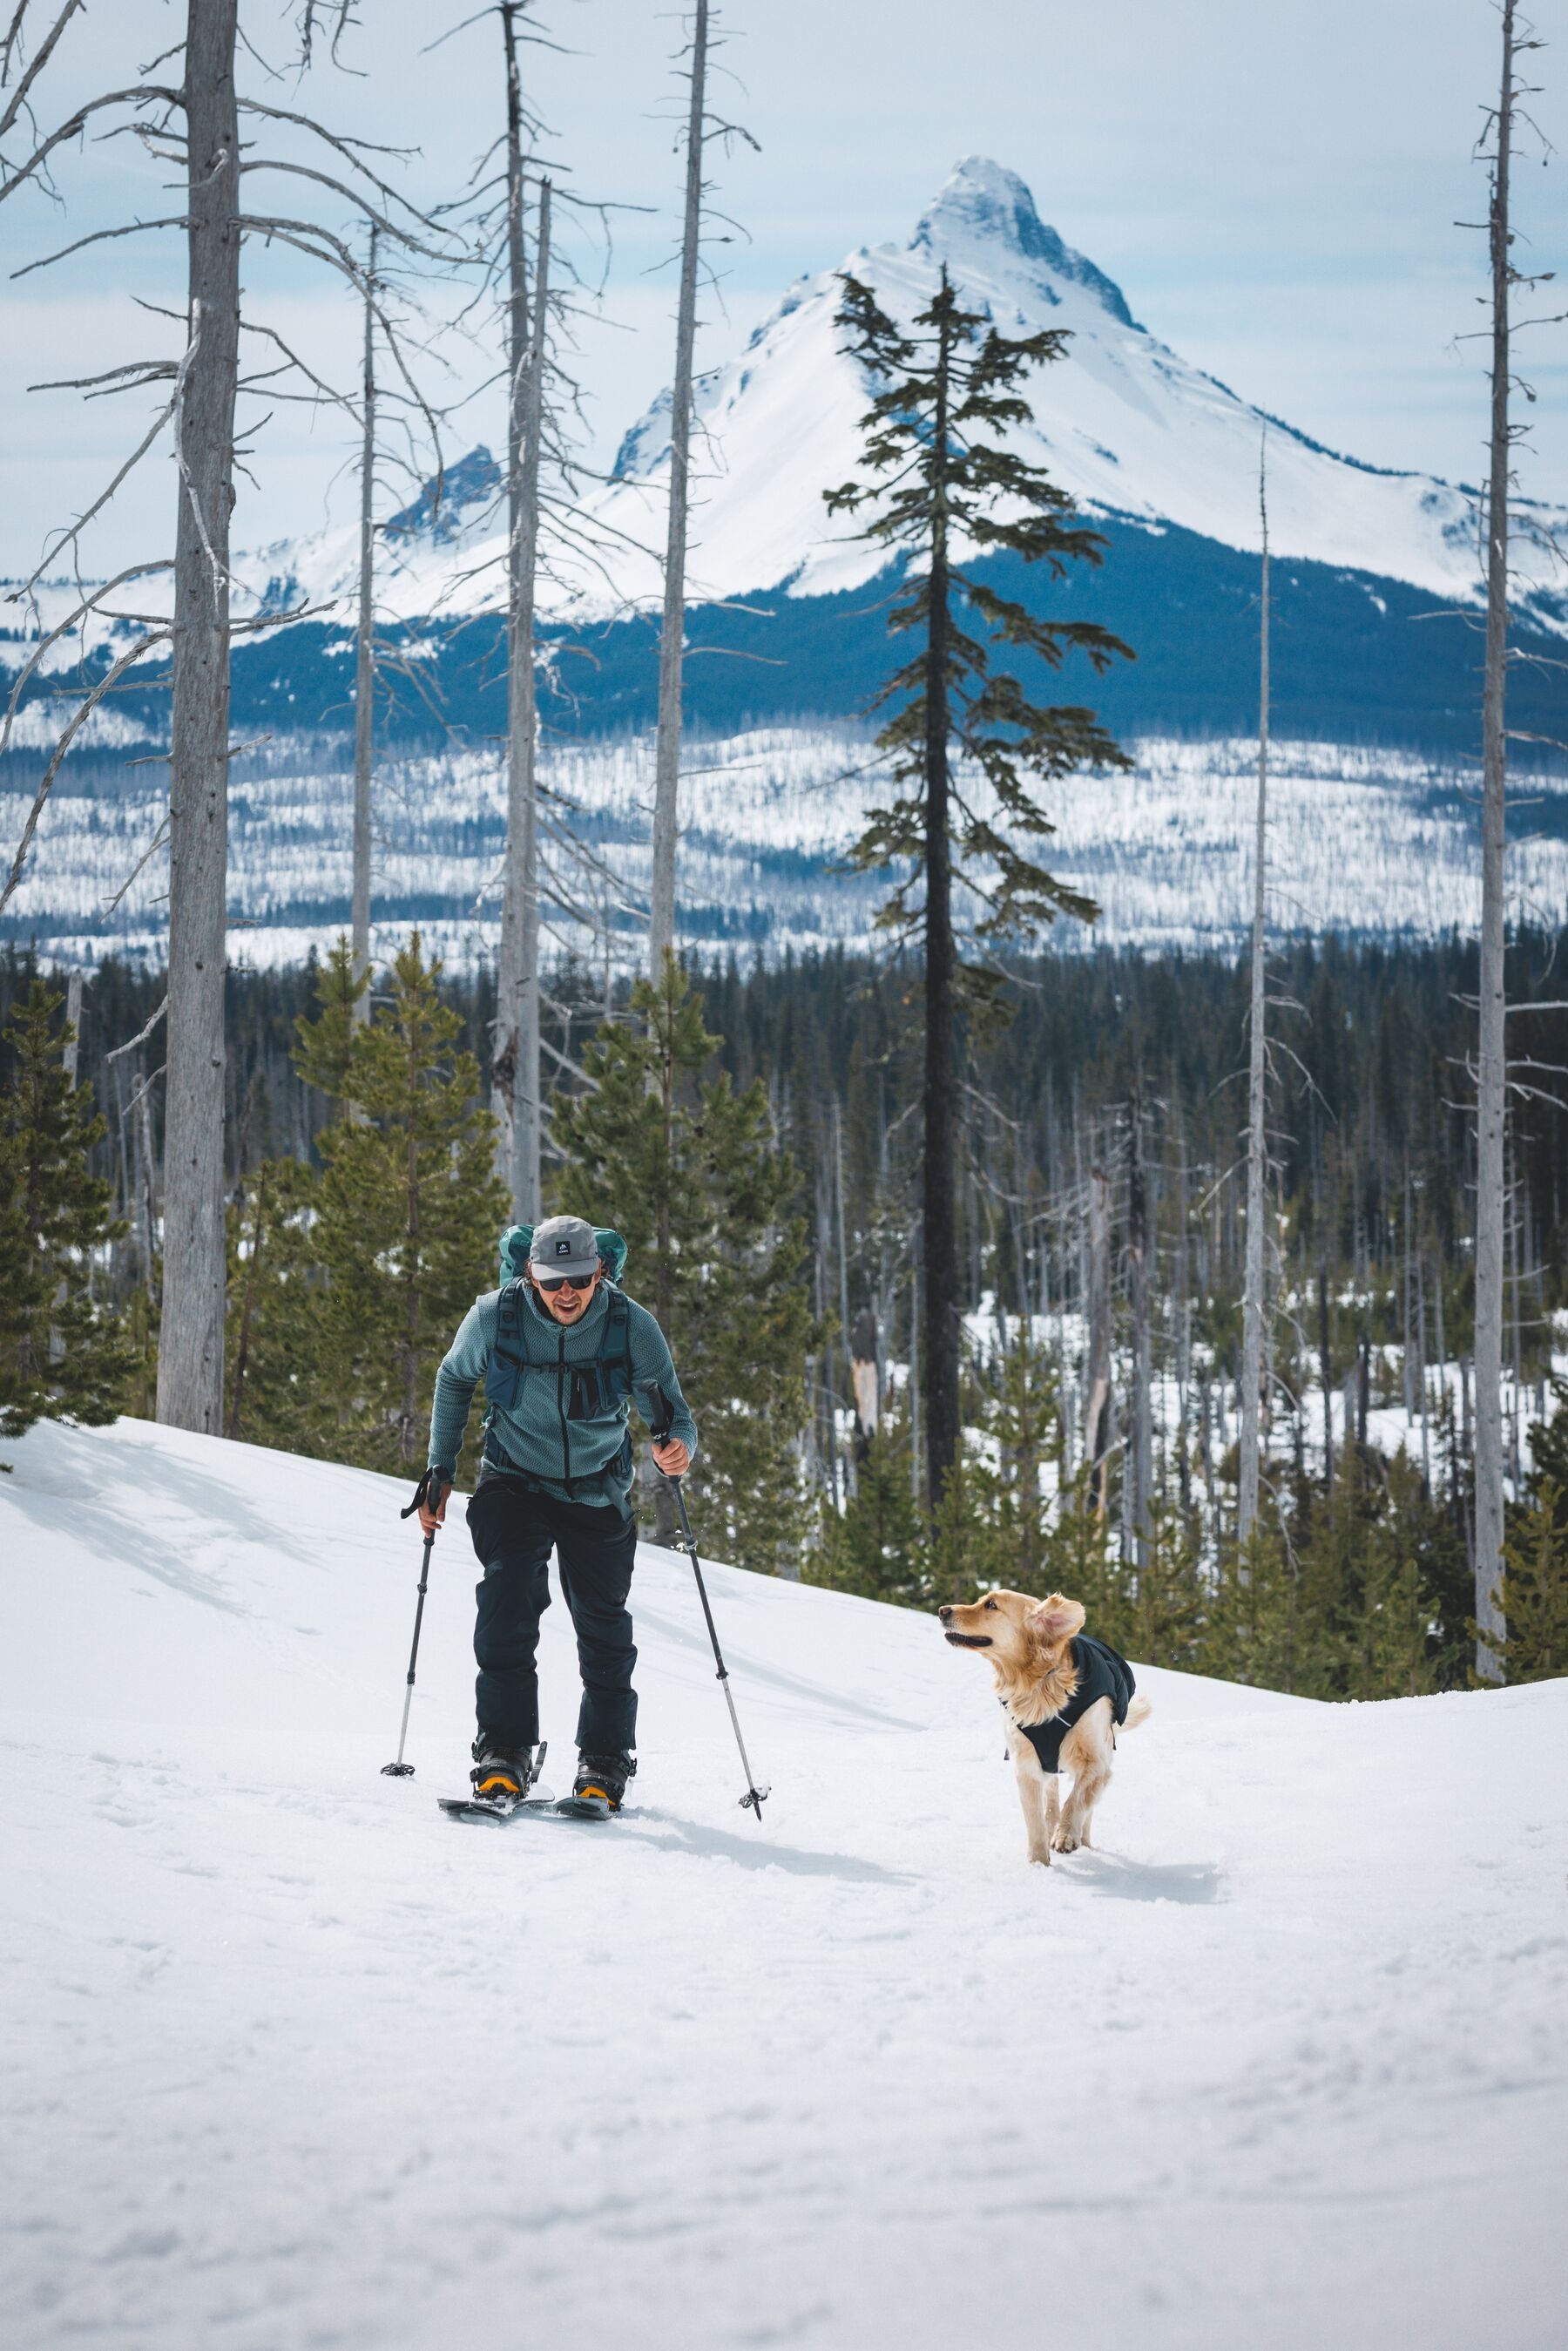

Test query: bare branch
[0,0,84,145]
[10,214,186,279]
[101,812,170,914]
[10,397,175,597]
[0,627,172,915]
[0,86,183,205]
[105,993,168,1061]
[237,157,466,261]
[1,559,173,751]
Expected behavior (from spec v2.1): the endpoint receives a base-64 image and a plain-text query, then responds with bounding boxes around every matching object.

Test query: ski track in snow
[2,1418,1565,2350]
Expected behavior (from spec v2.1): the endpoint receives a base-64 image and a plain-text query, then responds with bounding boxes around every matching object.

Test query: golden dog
[938,1590,1152,1866]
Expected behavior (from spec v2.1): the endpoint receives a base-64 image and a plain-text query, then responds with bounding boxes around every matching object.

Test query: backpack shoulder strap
[597,1284,634,1403]
[483,1279,537,1413]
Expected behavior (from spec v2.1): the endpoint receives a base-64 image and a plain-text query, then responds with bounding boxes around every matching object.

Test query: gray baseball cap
[529,1214,601,1280]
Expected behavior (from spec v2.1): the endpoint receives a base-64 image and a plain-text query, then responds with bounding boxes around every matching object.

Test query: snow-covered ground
[9,725,1568,970]
[3,1417,1565,2349]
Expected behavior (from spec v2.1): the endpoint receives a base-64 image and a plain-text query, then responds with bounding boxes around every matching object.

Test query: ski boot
[558,1750,637,1819]
[470,1738,546,1803]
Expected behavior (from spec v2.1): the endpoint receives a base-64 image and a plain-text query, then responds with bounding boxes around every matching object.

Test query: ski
[437,1787,557,1822]
[554,1792,613,1821]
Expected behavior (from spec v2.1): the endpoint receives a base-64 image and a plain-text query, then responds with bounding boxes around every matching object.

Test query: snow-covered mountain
[3,1413,1565,2348]
[255,156,1565,629]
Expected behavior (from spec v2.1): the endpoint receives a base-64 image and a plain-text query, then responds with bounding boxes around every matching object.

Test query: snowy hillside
[256,157,1568,628]
[3,1416,1565,2350]
[10,724,1568,971]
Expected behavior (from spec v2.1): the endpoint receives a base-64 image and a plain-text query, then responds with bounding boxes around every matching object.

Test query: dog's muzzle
[937,1607,993,1649]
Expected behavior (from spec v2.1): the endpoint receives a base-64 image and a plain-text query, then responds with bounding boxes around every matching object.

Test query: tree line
[3,930,1565,1694]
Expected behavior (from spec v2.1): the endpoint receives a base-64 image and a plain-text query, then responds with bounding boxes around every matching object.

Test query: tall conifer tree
[551,960,816,1573]
[0,981,132,1441]
[825,268,1132,1514]
[294,937,510,1475]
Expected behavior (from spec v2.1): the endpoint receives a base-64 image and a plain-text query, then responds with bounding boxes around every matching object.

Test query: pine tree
[0,981,133,1443]
[966,1329,1062,1591]
[224,1154,322,1454]
[825,268,1132,1515]
[1493,1483,1568,1684]
[294,937,510,1476]
[1489,1382,1568,1684]
[811,1391,930,1606]
[551,959,817,1574]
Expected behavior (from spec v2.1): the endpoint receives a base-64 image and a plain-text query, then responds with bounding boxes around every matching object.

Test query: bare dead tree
[1126,1085,1152,1572]
[490,14,553,1224]
[1471,1,1527,1681]
[1238,429,1271,1544]
[157,0,242,1434]
[1082,1159,1112,1515]
[646,0,709,977]
[350,221,379,1020]
[1,2,466,1434]
[645,3,756,975]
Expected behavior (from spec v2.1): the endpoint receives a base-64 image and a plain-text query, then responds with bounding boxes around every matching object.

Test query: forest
[4,925,1565,1700]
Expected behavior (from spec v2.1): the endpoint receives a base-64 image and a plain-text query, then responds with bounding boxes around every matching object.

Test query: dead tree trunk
[1083,1162,1112,1515]
[1473,0,1516,1683]
[1127,1088,1152,1571]
[497,179,551,1222]
[1238,430,1270,1541]
[647,0,708,976]
[922,283,962,1516]
[63,968,82,1081]
[156,0,240,1437]
[492,4,551,1223]
[350,222,377,1020]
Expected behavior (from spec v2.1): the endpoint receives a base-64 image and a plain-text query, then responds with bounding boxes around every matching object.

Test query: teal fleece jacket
[427,1280,698,1512]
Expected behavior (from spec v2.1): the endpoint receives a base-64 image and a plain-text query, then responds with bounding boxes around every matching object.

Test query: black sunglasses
[536,1269,596,1295]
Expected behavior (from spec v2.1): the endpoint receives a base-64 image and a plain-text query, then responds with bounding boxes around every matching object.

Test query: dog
[938,1590,1152,1867]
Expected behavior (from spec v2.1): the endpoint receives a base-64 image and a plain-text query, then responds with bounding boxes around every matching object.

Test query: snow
[234,157,1568,628]
[10,725,1568,971]
[3,1415,1565,2349]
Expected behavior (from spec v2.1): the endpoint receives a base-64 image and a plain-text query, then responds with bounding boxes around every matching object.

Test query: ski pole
[384,1470,441,1778]
[652,1413,769,1820]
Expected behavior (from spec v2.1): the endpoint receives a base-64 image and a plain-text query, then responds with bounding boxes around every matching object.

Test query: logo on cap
[556,1238,571,1257]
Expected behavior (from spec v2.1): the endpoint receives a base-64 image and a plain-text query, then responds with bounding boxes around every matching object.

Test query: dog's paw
[1027,1845,1052,1867]
[1051,1826,1081,1853]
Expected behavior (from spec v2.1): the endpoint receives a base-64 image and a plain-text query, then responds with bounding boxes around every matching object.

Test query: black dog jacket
[1008,1634,1136,1773]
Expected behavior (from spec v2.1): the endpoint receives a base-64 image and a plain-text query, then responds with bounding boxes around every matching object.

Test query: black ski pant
[466,1467,639,1755]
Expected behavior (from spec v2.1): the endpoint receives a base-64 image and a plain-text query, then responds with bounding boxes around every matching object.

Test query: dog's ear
[1029,1594,1086,1646]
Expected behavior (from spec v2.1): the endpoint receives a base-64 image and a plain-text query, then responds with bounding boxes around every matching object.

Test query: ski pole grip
[401,1467,449,1521]
[650,1386,676,1456]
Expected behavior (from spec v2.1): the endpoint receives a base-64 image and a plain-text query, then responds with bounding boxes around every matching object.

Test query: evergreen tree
[1493,1483,1568,1684]
[224,1154,322,1453]
[965,1330,1063,1591]
[294,937,510,1476]
[0,982,133,1443]
[811,1392,930,1606]
[551,959,817,1574]
[825,268,1132,1516]
[1490,1384,1568,1684]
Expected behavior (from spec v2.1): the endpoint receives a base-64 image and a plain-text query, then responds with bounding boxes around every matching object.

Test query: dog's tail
[1123,1694,1153,1732]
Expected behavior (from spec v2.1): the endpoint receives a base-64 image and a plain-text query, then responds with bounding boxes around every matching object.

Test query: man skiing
[417,1213,698,1815]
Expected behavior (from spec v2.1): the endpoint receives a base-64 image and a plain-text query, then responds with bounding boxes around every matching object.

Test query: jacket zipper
[557,1325,571,1487]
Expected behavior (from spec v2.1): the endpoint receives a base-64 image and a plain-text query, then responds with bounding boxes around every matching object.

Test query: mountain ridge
[244,154,1565,637]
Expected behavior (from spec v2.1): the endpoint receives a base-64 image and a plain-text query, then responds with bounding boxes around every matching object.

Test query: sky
[1,0,1565,579]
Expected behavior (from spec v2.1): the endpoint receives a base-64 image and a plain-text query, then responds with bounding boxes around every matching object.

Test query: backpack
[484,1226,637,1458]
[497,1223,629,1285]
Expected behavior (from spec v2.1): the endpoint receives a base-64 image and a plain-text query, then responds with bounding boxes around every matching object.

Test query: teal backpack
[497,1223,628,1285]
[485,1226,637,1475]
